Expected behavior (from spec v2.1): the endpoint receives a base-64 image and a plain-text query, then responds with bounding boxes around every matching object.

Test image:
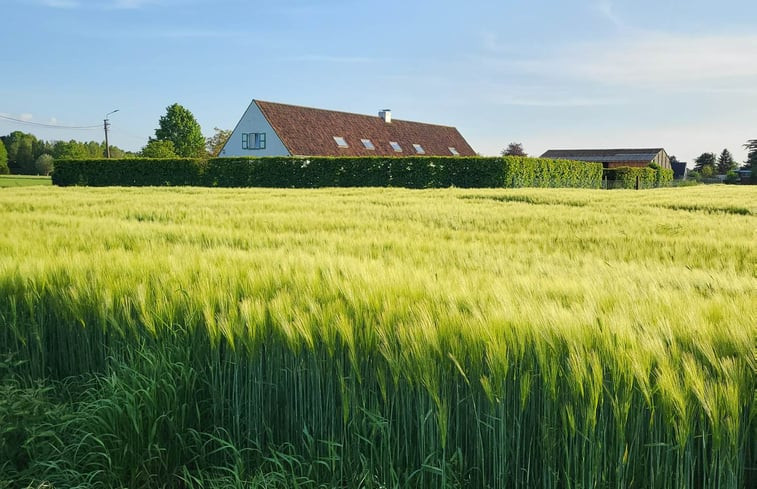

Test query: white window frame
[413,143,425,154]
[389,141,402,152]
[334,136,349,148]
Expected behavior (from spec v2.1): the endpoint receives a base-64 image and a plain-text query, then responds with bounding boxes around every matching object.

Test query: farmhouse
[220,100,476,157]
[540,148,671,170]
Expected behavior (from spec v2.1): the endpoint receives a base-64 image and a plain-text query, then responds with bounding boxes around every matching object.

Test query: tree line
[0,132,131,175]
[690,143,755,181]
[0,103,231,175]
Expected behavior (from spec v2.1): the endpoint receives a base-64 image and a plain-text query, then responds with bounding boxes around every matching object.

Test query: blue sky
[2,0,756,164]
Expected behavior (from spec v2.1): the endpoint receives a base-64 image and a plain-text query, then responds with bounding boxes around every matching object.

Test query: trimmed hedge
[207,157,512,188]
[53,156,603,189]
[52,158,206,187]
[603,166,674,189]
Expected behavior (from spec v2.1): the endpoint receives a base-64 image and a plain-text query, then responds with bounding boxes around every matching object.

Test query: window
[389,141,402,152]
[334,136,349,148]
[412,143,425,154]
[242,132,266,150]
[448,147,459,156]
[361,138,375,150]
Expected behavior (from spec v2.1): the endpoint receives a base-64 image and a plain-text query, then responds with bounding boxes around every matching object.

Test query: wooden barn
[540,148,671,169]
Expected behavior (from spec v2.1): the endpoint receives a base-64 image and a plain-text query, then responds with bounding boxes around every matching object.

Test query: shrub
[654,167,674,187]
[34,154,54,176]
[604,166,672,189]
[502,156,602,188]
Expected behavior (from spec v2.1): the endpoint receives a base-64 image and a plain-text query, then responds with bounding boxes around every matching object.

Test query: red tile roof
[255,100,476,157]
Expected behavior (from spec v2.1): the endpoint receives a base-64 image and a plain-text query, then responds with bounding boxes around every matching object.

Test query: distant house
[540,148,671,170]
[220,100,476,158]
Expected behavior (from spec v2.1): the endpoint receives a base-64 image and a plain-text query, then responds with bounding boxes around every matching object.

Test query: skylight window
[389,141,402,152]
[361,139,375,150]
[448,147,459,156]
[333,136,348,148]
[413,143,425,154]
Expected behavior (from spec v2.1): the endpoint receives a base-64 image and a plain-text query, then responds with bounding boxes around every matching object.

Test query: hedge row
[51,158,206,187]
[205,156,508,188]
[52,156,603,189]
[603,166,674,189]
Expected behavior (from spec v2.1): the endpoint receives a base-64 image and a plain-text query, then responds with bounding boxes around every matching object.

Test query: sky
[1,0,756,165]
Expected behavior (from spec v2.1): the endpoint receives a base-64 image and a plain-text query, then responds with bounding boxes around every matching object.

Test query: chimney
[379,109,391,123]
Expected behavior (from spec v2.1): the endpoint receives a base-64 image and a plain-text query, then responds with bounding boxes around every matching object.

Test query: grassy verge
[0,175,52,187]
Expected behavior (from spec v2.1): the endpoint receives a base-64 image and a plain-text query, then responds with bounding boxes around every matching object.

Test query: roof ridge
[254,99,456,129]
[545,148,664,152]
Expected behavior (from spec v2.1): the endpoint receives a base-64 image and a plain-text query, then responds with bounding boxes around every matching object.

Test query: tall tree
[34,154,54,176]
[141,139,179,158]
[501,142,527,156]
[716,149,736,174]
[51,140,89,160]
[744,139,757,169]
[108,145,127,158]
[0,139,8,174]
[153,103,205,157]
[1,131,38,174]
[206,127,232,157]
[693,152,716,174]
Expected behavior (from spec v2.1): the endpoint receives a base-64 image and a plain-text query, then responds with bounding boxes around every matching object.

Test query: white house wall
[219,101,289,157]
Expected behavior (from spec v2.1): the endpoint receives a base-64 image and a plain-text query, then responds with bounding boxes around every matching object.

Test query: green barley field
[0,185,755,488]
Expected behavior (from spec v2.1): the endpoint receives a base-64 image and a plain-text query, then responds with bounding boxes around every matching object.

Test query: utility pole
[104,109,119,158]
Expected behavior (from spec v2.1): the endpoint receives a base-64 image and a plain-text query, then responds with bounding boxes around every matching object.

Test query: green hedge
[501,156,603,188]
[207,157,511,188]
[655,167,674,187]
[603,166,674,189]
[53,156,603,189]
[52,158,206,187]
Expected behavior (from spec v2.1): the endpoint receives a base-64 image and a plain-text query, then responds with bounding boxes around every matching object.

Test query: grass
[0,175,52,187]
[0,185,755,488]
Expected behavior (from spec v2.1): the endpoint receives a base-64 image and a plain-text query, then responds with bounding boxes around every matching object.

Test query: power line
[0,114,101,130]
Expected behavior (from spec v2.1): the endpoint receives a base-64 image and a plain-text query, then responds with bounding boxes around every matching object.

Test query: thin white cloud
[35,0,167,9]
[496,96,626,107]
[39,0,79,8]
[595,0,622,27]
[101,27,247,39]
[20,113,33,121]
[149,28,244,39]
[108,0,159,9]
[452,79,629,108]
[513,33,757,89]
[290,55,380,64]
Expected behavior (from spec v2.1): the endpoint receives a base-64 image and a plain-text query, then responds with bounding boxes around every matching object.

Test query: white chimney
[379,109,391,123]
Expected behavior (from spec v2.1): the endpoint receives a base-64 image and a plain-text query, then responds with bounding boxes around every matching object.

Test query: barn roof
[255,100,476,157]
[540,148,665,163]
